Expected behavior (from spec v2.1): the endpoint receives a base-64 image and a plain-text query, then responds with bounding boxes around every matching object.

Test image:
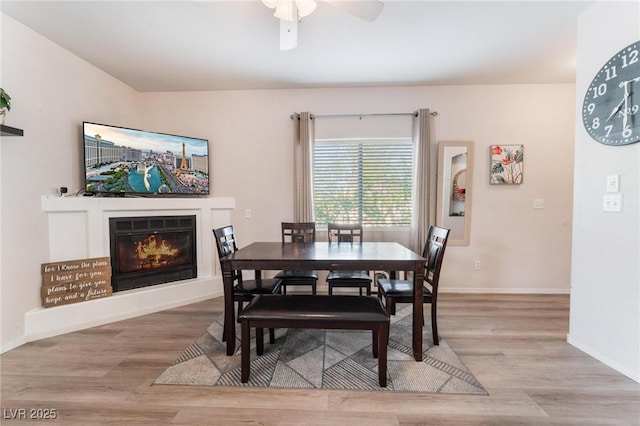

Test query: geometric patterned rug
[154,304,488,394]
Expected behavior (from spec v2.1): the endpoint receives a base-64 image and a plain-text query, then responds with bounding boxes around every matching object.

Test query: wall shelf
[1,124,24,136]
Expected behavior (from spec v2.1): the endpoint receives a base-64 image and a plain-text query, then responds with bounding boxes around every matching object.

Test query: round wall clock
[582,40,640,146]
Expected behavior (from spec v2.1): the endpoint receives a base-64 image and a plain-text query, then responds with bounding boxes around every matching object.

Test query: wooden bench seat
[238,294,390,387]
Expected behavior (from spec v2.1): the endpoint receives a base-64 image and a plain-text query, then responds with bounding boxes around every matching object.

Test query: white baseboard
[567,333,640,383]
[440,287,570,294]
[22,276,223,345]
[0,336,28,354]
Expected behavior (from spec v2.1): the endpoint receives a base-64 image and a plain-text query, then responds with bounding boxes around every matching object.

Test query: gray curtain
[293,112,314,221]
[410,108,434,253]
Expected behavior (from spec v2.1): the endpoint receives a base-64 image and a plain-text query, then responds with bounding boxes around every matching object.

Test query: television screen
[83,122,209,196]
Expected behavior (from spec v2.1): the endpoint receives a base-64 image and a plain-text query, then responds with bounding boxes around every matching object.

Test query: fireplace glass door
[109,215,197,292]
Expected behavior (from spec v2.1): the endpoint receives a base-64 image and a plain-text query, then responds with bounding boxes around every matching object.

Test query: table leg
[240,320,250,382]
[221,261,236,355]
[413,262,424,361]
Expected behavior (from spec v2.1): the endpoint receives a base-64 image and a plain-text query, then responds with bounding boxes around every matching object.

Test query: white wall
[0,14,141,351]
[1,12,576,353]
[569,1,640,383]
[140,83,576,294]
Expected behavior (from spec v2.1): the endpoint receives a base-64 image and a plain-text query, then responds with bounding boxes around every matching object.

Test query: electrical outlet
[533,198,544,209]
[244,209,252,218]
[474,260,481,271]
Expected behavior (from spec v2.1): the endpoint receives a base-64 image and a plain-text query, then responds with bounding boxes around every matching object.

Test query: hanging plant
[0,88,11,125]
[0,88,11,111]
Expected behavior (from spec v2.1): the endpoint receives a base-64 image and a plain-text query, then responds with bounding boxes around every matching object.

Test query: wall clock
[582,40,640,146]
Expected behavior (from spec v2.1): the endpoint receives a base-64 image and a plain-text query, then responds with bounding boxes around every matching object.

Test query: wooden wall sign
[41,257,112,308]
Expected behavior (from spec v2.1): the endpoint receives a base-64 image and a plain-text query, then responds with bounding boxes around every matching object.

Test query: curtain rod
[290,111,438,120]
[314,112,418,118]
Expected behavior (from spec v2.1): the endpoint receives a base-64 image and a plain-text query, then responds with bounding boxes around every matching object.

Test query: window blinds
[312,138,414,227]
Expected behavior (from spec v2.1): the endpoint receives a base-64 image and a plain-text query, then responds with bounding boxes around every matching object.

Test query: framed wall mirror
[436,141,473,246]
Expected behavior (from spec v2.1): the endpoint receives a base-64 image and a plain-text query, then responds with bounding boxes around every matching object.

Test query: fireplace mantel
[28,196,235,342]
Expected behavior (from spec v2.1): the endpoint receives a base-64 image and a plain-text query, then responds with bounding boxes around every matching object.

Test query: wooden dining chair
[377,225,450,345]
[326,223,373,296]
[274,222,318,295]
[213,225,282,343]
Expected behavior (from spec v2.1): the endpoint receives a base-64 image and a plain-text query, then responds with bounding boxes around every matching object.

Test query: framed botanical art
[490,145,523,184]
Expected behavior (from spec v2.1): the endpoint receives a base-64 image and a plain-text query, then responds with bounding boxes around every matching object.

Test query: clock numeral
[605,125,613,136]
[590,83,607,99]
[621,49,639,68]
[592,117,601,129]
[605,66,617,81]
[622,127,633,138]
[586,103,596,114]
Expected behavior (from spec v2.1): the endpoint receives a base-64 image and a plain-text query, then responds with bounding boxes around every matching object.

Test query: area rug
[154,304,487,394]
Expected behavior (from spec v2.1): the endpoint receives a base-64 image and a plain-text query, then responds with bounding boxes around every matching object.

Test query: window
[312,138,414,227]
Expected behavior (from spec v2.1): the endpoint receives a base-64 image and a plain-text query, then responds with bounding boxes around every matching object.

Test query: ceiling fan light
[295,0,317,18]
[274,1,296,21]
[263,0,318,50]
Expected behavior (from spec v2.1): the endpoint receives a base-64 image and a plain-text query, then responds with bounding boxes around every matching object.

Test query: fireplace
[109,215,197,292]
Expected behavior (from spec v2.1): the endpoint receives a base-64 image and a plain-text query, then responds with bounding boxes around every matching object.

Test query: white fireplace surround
[28,196,235,341]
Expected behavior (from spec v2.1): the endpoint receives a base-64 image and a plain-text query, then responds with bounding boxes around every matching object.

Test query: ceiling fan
[261,0,384,50]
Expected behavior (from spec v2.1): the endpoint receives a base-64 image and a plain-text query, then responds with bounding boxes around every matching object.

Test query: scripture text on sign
[41,257,112,308]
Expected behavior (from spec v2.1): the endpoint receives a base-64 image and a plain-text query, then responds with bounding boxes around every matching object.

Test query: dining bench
[238,294,390,387]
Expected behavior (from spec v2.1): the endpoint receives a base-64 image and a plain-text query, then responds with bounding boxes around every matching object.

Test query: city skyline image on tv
[83,122,209,196]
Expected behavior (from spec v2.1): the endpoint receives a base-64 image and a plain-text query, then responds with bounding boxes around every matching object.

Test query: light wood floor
[1,293,639,425]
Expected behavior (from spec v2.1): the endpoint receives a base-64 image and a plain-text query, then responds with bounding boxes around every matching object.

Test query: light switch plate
[606,174,620,193]
[603,194,622,212]
[533,199,544,209]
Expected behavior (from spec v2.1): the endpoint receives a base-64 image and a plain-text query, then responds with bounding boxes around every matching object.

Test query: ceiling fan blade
[280,15,298,50]
[324,0,384,22]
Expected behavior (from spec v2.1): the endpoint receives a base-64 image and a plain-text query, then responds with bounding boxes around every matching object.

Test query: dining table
[219,241,427,361]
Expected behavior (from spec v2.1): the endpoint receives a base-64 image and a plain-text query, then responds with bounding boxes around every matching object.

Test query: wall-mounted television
[83,122,209,196]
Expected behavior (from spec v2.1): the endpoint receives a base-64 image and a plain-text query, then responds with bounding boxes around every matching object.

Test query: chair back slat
[328,223,364,243]
[422,226,450,290]
[282,222,316,243]
[213,225,243,283]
